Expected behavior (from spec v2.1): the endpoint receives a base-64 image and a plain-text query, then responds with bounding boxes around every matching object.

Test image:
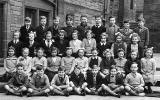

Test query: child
[54,30,69,57]
[73,49,88,75]
[100,49,115,71]
[125,51,141,75]
[111,34,127,58]
[91,15,106,42]
[35,16,48,44]
[114,49,127,75]
[126,33,143,59]
[82,30,96,57]
[125,62,145,96]
[141,48,156,93]
[32,47,47,73]
[106,16,119,45]
[27,65,50,97]
[85,65,103,94]
[20,17,34,44]
[97,35,110,58]
[4,63,28,96]
[45,47,61,82]
[3,47,17,82]
[42,31,55,57]
[88,48,102,70]
[50,67,72,96]
[26,31,39,57]
[101,67,124,98]
[17,48,32,76]
[134,18,149,48]
[119,20,133,44]
[69,30,83,57]
[61,47,75,75]
[69,67,87,95]
[77,15,90,40]
[8,30,24,57]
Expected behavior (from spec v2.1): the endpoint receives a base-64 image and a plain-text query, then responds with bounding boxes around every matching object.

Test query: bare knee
[28,88,33,93]
[119,86,124,90]
[125,86,131,91]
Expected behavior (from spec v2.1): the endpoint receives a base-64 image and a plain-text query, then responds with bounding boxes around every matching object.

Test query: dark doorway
[0,3,4,57]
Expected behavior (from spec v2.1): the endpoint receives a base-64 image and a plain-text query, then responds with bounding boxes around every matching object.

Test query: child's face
[86,32,92,39]
[59,33,64,39]
[95,17,102,25]
[124,23,130,28]
[40,19,47,26]
[37,69,44,76]
[103,69,109,75]
[66,49,72,56]
[131,52,137,59]
[51,50,57,57]
[110,68,117,75]
[105,52,111,58]
[118,51,124,58]
[101,36,106,43]
[29,34,35,41]
[92,50,98,57]
[66,20,73,26]
[78,50,84,57]
[130,64,138,73]
[46,33,52,40]
[8,49,15,57]
[81,17,88,24]
[58,71,65,77]
[74,68,81,75]
[92,68,98,75]
[116,36,122,42]
[37,50,43,58]
[17,66,24,74]
[53,19,59,26]
[13,32,20,39]
[72,32,78,40]
[132,37,139,44]
[25,21,31,26]
[109,18,116,25]
[145,50,152,58]
[23,49,29,58]
[138,21,144,27]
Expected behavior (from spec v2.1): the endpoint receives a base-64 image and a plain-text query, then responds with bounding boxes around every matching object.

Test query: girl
[17,48,32,76]
[141,47,156,93]
[127,33,143,59]
[32,47,47,74]
[45,47,61,82]
[69,30,83,57]
[111,34,127,58]
[82,30,96,57]
[3,46,17,82]
[61,47,75,75]
[114,49,127,75]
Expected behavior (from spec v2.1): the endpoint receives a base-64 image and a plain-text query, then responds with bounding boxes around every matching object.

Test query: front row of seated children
[4,61,146,98]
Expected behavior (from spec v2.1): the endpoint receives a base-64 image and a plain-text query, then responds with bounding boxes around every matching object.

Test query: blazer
[97,42,110,58]
[48,25,61,40]
[42,40,55,57]
[77,24,90,40]
[100,57,116,71]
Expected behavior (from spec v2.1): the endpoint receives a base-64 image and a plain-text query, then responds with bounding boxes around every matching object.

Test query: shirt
[32,57,47,70]
[4,56,17,73]
[51,74,69,87]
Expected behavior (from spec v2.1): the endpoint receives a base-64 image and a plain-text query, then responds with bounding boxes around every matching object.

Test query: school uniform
[134,26,149,47]
[8,40,24,57]
[100,57,116,71]
[77,23,90,40]
[97,42,110,58]
[91,25,106,42]
[74,57,88,72]
[42,39,55,57]
[45,56,61,81]
[32,57,47,71]
[48,25,61,40]
[114,58,127,74]
[69,39,83,54]
[20,25,34,44]
[70,72,85,87]
[35,25,48,44]
[61,26,76,41]
[88,56,102,69]
[119,28,133,44]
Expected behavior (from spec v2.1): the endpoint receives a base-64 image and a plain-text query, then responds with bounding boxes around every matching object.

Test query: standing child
[4,63,28,96]
[141,48,156,93]
[69,30,83,57]
[3,47,17,82]
[45,47,61,82]
[61,47,75,75]
[50,67,72,96]
[101,67,124,98]
[27,65,50,97]
[82,30,96,57]
[17,48,32,76]
[125,62,145,96]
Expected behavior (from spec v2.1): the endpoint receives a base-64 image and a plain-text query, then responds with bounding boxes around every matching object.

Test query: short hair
[95,15,102,19]
[8,46,15,52]
[78,48,85,53]
[123,19,130,24]
[80,15,87,19]
[137,17,145,22]
[46,31,52,36]
[36,64,44,70]
[66,47,73,52]
[103,49,112,57]
[59,30,67,37]
[109,16,116,20]
[91,48,99,53]
[37,47,44,53]
[40,16,47,20]
[130,33,141,43]
[85,30,93,37]
[131,62,138,68]
[16,63,24,69]
[51,47,59,53]
[117,48,125,54]
[66,13,74,21]
[22,47,29,53]
[25,17,31,22]
[53,16,60,20]
[58,67,65,72]
[92,65,99,70]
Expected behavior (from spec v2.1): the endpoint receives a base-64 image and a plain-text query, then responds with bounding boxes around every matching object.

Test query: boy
[8,30,24,57]
[69,67,87,95]
[20,17,34,44]
[101,67,124,98]
[85,65,103,95]
[77,15,90,40]
[27,65,50,97]
[106,16,119,45]
[50,67,72,96]
[4,63,28,96]
[124,62,145,96]
[35,16,48,44]
[91,15,106,42]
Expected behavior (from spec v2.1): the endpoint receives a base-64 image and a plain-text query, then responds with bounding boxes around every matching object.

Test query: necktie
[48,41,50,48]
